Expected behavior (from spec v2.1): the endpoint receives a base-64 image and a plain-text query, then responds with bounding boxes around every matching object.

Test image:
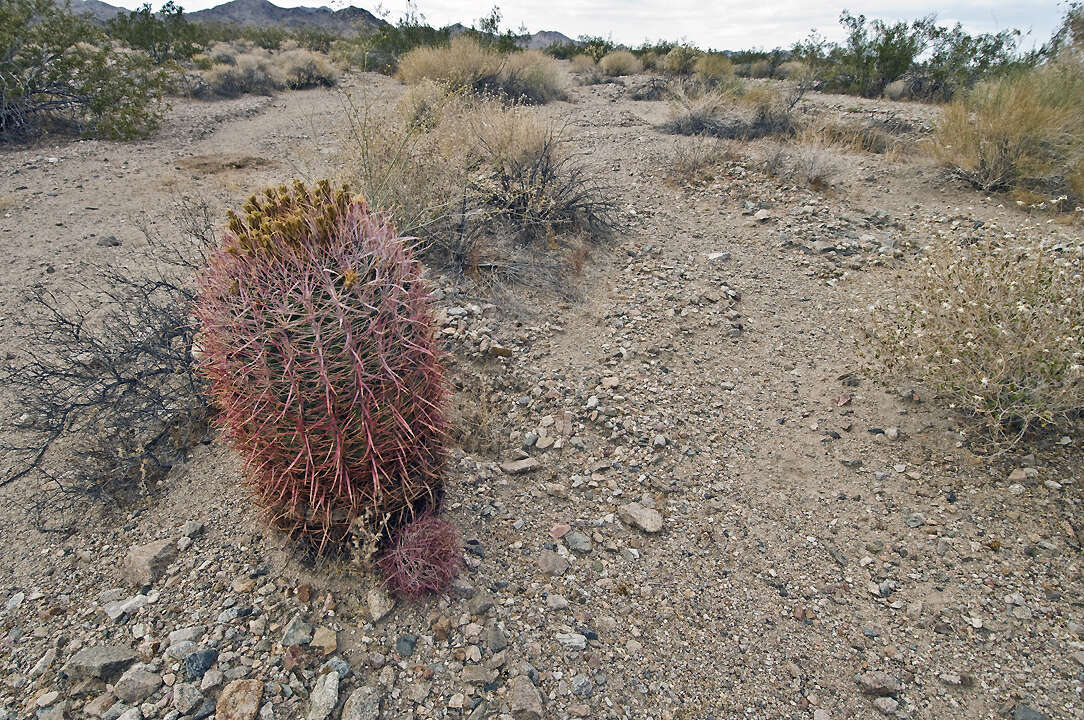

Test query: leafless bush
[0,199,214,531]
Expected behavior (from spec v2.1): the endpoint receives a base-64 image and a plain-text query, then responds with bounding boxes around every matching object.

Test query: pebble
[215,679,262,720]
[507,675,543,720]
[341,686,381,720]
[395,634,418,658]
[366,588,395,622]
[538,548,568,576]
[857,671,900,696]
[281,614,312,647]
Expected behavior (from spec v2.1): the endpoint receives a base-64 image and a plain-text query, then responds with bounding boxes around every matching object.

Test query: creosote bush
[869,237,1083,446]
[195,181,449,552]
[1,0,168,140]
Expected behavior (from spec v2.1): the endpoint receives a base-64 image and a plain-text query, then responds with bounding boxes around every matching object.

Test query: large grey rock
[507,675,543,720]
[172,683,204,714]
[215,679,262,720]
[307,671,339,720]
[114,668,162,704]
[63,646,138,681]
[122,540,176,586]
[341,686,381,720]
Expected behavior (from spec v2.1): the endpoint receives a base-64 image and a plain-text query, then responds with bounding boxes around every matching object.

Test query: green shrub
[1,0,168,140]
[106,0,203,64]
[662,45,701,74]
[870,236,1083,444]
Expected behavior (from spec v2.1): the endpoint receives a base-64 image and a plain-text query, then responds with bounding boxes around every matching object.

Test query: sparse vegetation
[870,237,1083,446]
[662,45,701,75]
[695,53,735,82]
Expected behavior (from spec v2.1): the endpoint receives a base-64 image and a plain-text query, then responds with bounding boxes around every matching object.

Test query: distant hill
[188,0,385,34]
[60,0,572,46]
[66,0,123,22]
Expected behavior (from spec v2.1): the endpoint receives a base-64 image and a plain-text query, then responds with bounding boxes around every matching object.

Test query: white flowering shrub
[871,237,1083,444]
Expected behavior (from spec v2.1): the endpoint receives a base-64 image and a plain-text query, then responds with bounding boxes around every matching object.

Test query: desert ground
[0,69,1081,720]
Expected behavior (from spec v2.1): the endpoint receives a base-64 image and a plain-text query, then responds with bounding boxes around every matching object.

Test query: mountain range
[64,0,573,48]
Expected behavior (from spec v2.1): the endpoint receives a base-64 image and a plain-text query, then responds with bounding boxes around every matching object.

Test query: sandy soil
[0,71,1080,720]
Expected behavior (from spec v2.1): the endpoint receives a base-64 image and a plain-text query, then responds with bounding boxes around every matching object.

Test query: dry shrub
[639,51,658,70]
[800,120,895,155]
[500,49,567,103]
[775,61,808,80]
[662,45,701,75]
[695,53,735,83]
[570,54,598,74]
[749,59,772,78]
[398,36,501,89]
[662,80,800,140]
[207,41,239,65]
[933,60,1084,200]
[398,37,565,104]
[342,91,617,286]
[869,237,1083,445]
[276,48,339,89]
[201,51,283,97]
[668,135,736,184]
[600,50,642,76]
[0,199,214,531]
[756,140,839,189]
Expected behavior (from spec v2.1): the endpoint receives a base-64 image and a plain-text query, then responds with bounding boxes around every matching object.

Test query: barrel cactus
[194,180,448,553]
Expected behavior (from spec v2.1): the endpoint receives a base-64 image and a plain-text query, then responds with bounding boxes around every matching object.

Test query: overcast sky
[118,1,1066,51]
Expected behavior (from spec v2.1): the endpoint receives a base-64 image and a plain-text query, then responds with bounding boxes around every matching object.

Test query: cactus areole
[195,181,448,552]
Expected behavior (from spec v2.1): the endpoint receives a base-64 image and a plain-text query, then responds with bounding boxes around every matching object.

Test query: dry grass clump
[694,53,734,82]
[639,51,658,70]
[800,119,897,156]
[398,37,566,104]
[757,140,839,189]
[667,135,737,184]
[600,50,642,76]
[276,48,339,89]
[775,61,808,80]
[869,237,1083,445]
[933,60,1084,201]
[342,91,616,286]
[662,80,802,140]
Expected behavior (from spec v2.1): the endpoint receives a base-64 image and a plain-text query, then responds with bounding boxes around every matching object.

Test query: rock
[114,669,162,704]
[1012,706,1050,720]
[546,594,568,609]
[571,674,594,698]
[180,521,204,538]
[485,625,507,653]
[172,683,204,714]
[366,589,395,623]
[307,671,339,720]
[29,648,56,679]
[617,503,663,533]
[185,649,219,680]
[121,540,176,586]
[556,632,587,650]
[36,691,60,707]
[903,513,925,528]
[753,209,772,222]
[857,671,900,696]
[1008,469,1027,483]
[5,591,24,611]
[201,670,223,692]
[311,627,337,656]
[508,675,543,720]
[214,679,262,720]
[281,614,312,647]
[341,686,381,720]
[538,549,568,576]
[873,697,899,714]
[63,645,138,681]
[395,634,418,658]
[500,458,540,474]
[467,591,494,615]
[168,626,206,646]
[564,531,592,554]
[37,702,70,720]
[812,240,835,253]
